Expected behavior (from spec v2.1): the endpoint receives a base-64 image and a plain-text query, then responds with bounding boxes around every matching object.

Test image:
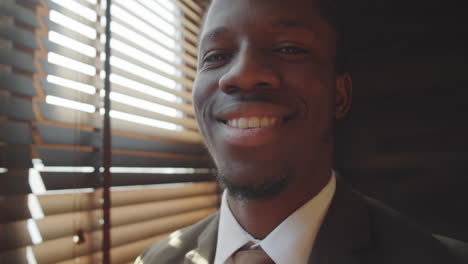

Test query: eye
[275,46,309,55]
[202,53,233,66]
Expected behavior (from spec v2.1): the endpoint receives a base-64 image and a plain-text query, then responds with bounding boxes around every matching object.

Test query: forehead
[201,0,334,46]
[207,0,318,19]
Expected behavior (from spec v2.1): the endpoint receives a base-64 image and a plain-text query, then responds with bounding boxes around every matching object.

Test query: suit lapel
[182,183,373,264]
[308,182,372,264]
[184,213,219,264]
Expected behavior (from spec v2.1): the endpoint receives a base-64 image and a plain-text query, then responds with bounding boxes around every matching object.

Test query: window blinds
[1,182,219,263]
[0,0,214,191]
[1,0,218,263]
[38,0,214,186]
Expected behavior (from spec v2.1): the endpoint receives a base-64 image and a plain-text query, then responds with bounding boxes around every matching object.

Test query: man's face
[193,0,343,198]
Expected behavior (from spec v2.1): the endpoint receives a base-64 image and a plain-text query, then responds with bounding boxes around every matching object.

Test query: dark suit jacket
[138,182,468,263]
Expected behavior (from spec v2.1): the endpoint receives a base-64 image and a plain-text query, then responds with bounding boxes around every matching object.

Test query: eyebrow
[271,19,317,36]
[199,19,317,50]
[199,26,229,49]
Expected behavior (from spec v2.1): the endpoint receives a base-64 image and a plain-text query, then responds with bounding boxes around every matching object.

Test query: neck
[226,165,332,239]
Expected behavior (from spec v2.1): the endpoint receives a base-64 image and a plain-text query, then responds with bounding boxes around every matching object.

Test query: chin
[215,162,291,200]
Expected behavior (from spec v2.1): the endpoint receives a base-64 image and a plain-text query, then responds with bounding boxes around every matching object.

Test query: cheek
[193,76,216,118]
[284,65,335,129]
[286,65,335,105]
[192,76,219,142]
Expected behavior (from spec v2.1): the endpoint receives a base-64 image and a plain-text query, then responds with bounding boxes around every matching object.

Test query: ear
[335,72,353,119]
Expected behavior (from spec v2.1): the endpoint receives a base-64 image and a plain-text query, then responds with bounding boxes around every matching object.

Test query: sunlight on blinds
[48,31,96,57]
[51,0,98,22]
[47,75,96,94]
[49,9,97,39]
[48,52,96,75]
[46,0,188,131]
[46,95,96,113]
[1,1,214,263]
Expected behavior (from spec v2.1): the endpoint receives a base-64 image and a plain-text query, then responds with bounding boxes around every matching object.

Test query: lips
[215,102,294,121]
[212,102,296,146]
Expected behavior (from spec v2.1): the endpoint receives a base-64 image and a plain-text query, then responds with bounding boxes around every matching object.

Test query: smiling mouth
[219,113,298,129]
[222,116,281,129]
[214,101,296,131]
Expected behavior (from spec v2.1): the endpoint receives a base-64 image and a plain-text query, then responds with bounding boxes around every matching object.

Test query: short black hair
[201,0,346,74]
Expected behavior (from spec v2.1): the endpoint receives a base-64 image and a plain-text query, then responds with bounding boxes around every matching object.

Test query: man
[137,0,468,263]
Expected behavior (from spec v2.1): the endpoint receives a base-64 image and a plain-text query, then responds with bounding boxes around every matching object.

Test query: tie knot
[232,247,275,264]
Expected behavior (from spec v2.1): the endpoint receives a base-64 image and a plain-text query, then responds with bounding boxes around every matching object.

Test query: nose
[218,48,280,94]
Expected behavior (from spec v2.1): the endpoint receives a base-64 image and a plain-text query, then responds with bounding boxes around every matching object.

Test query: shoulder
[434,234,468,263]
[357,191,468,263]
[136,212,219,264]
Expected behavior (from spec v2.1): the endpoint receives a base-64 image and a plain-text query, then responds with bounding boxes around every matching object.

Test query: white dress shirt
[214,172,336,264]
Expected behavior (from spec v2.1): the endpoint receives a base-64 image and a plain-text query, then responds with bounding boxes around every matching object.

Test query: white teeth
[238,118,248,129]
[260,117,269,127]
[227,117,280,129]
[248,117,260,128]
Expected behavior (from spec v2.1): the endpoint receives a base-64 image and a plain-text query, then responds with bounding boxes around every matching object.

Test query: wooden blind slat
[41,79,96,105]
[136,0,201,36]
[0,169,31,195]
[70,0,96,10]
[112,1,198,53]
[0,209,216,264]
[112,48,194,89]
[42,61,97,87]
[0,2,38,27]
[0,73,37,97]
[0,47,36,73]
[41,172,215,190]
[112,118,202,143]
[111,15,198,67]
[55,233,170,264]
[37,146,99,167]
[0,22,38,49]
[181,15,201,36]
[1,93,36,121]
[111,150,211,168]
[148,2,201,40]
[37,146,211,168]
[171,0,202,23]
[0,120,33,145]
[42,38,99,70]
[44,18,99,49]
[0,145,32,169]
[46,0,98,30]
[36,123,206,154]
[1,182,218,222]
[111,66,193,102]
[181,0,204,15]
[35,123,97,147]
[111,133,205,155]
[110,82,195,116]
[111,31,197,79]
[1,194,218,250]
[110,101,198,130]
[38,102,100,127]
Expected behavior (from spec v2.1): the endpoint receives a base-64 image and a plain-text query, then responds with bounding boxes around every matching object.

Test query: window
[0,0,218,263]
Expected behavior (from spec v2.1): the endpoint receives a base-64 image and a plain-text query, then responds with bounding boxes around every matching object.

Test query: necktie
[231,247,275,264]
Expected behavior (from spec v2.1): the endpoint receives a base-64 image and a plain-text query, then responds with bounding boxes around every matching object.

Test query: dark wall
[335,0,468,241]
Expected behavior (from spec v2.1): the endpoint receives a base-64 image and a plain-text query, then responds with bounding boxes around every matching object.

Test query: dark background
[334,0,468,242]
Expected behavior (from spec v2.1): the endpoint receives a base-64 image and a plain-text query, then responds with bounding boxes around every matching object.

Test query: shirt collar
[214,172,336,264]
[214,191,256,264]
